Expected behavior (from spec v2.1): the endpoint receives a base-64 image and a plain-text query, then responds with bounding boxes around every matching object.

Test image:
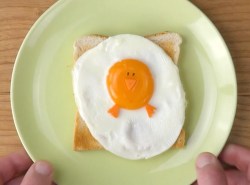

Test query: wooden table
[0,0,250,157]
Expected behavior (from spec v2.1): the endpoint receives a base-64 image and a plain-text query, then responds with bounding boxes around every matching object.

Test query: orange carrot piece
[108,104,120,118]
[145,104,156,118]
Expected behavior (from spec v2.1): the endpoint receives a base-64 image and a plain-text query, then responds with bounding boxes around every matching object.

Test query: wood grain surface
[0,0,250,157]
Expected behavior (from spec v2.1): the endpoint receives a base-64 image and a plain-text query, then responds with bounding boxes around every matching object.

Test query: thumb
[196,152,227,185]
[21,161,53,185]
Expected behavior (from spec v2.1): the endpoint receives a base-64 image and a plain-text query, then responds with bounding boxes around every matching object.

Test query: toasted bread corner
[73,112,103,151]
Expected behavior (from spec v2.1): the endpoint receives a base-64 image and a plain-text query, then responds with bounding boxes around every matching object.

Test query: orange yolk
[106,59,154,110]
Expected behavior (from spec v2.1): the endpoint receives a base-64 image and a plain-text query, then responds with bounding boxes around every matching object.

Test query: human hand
[195,144,250,185]
[0,149,54,185]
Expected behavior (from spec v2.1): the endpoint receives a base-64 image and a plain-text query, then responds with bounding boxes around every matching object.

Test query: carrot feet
[145,104,156,117]
[108,104,120,118]
[109,104,156,118]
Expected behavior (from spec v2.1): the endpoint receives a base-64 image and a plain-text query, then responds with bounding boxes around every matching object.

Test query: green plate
[11,0,237,184]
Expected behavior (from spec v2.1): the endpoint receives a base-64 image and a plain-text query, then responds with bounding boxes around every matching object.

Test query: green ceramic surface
[11,0,237,184]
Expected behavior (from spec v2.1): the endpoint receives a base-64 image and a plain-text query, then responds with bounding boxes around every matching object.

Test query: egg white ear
[145,32,182,65]
[73,35,108,61]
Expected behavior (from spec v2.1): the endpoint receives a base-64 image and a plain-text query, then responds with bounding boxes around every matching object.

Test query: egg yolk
[106,59,154,110]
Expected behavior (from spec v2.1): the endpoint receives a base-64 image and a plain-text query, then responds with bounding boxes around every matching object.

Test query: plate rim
[10,0,238,184]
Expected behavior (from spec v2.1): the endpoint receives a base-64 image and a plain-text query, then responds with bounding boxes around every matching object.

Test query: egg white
[72,34,186,160]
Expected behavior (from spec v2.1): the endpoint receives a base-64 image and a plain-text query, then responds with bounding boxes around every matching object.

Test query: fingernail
[35,161,52,176]
[196,153,216,168]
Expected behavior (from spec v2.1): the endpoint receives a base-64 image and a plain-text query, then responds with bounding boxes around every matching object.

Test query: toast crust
[73,32,184,151]
[74,112,103,150]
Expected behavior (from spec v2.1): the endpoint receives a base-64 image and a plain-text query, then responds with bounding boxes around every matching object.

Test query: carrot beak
[125,78,137,91]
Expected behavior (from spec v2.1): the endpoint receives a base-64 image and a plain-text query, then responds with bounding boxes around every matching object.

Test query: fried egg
[72,34,185,160]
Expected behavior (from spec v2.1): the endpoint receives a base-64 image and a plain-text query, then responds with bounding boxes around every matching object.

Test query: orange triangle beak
[125,78,137,91]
